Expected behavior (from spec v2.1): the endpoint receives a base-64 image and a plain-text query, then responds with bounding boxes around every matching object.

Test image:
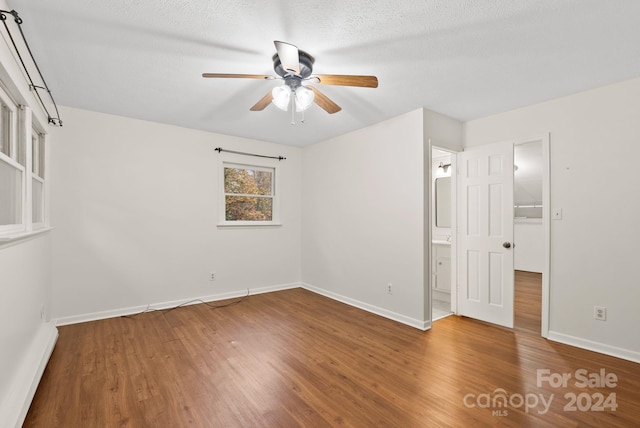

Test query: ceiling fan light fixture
[294,86,314,111]
[271,85,291,111]
[203,40,378,118]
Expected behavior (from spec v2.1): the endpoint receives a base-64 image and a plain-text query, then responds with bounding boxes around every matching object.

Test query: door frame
[427,141,459,320]
[541,134,551,337]
[429,134,550,337]
[511,134,551,337]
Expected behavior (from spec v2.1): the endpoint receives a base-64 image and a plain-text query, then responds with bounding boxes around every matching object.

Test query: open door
[457,141,514,328]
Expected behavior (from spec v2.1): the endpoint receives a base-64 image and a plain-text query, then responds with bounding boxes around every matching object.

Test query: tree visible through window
[224,164,274,221]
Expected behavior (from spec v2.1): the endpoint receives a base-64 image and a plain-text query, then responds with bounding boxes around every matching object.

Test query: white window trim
[0,103,51,241]
[217,154,282,227]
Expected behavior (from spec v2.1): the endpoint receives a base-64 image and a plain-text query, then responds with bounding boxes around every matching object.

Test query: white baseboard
[55,282,301,326]
[302,282,430,331]
[0,322,58,428]
[547,331,640,364]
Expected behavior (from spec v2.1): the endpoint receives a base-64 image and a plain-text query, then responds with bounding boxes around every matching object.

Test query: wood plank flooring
[25,275,640,427]
[514,270,542,334]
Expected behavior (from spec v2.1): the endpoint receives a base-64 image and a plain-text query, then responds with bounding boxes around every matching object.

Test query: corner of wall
[423,108,463,151]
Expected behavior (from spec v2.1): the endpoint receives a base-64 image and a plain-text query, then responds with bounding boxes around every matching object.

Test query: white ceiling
[11,0,640,147]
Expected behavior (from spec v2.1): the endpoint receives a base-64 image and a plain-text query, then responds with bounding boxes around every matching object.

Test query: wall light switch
[552,208,562,220]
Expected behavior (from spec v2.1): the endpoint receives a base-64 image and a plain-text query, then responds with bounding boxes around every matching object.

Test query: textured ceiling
[10,0,640,146]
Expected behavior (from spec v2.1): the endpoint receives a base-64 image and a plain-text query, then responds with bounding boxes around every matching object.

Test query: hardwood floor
[514,270,542,334]
[26,282,639,427]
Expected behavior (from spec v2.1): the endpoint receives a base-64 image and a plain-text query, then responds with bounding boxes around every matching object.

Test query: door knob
[503,242,511,249]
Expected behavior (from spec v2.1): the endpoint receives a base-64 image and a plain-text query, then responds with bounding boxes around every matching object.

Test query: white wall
[301,109,461,328]
[301,110,426,326]
[464,77,640,360]
[50,107,302,322]
[0,236,56,426]
[514,221,544,273]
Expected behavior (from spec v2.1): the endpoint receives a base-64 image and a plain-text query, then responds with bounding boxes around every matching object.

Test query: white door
[457,141,514,328]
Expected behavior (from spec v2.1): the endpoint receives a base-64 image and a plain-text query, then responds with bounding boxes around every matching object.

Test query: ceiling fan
[202,41,378,117]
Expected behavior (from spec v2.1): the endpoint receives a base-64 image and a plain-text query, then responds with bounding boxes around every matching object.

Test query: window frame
[0,84,24,235]
[217,156,281,227]
[0,80,50,240]
[0,85,17,160]
[30,126,46,227]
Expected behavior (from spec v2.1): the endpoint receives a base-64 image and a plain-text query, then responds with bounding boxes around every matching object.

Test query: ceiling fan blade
[309,87,341,114]
[202,73,274,80]
[313,74,378,88]
[274,41,300,75]
[249,91,274,111]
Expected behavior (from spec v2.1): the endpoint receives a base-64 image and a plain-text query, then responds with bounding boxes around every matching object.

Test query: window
[0,155,23,227]
[31,129,45,224]
[1,102,12,156]
[220,162,279,225]
[0,86,23,234]
[0,80,49,239]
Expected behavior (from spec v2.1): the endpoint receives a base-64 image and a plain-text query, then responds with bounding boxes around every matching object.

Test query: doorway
[513,139,547,334]
[430,136,550,337]
[430,146,456,321]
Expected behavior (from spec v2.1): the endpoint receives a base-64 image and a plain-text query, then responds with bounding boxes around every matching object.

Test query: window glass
[32,132,38,176]
[225,195,273,221]
[32,177,43,224]
[0,103,10,157]
[224,167,272,196]
[31,130,44,178]
[38,134,45,177]
[223,164,275,222]
[0,158,22,225]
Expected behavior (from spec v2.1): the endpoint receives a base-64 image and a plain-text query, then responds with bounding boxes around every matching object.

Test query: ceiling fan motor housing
[273,50,315,79]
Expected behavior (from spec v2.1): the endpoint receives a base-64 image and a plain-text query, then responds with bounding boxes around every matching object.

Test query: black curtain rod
[215,147,286,161]
[0,9,62,126]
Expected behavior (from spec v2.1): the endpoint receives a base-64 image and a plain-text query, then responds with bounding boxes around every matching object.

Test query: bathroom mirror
[435,177,451,228]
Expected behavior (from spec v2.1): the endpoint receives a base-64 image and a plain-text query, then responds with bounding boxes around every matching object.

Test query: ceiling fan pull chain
[291,95,295,125]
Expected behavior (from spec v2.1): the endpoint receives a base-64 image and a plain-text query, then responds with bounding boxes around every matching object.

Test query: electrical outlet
[387,283,393,295]
[209,272,216,281]
[594,306,606,321]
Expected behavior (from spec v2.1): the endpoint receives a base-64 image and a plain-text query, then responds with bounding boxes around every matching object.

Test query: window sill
[0,226,54,242]
[217,223,282,229]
